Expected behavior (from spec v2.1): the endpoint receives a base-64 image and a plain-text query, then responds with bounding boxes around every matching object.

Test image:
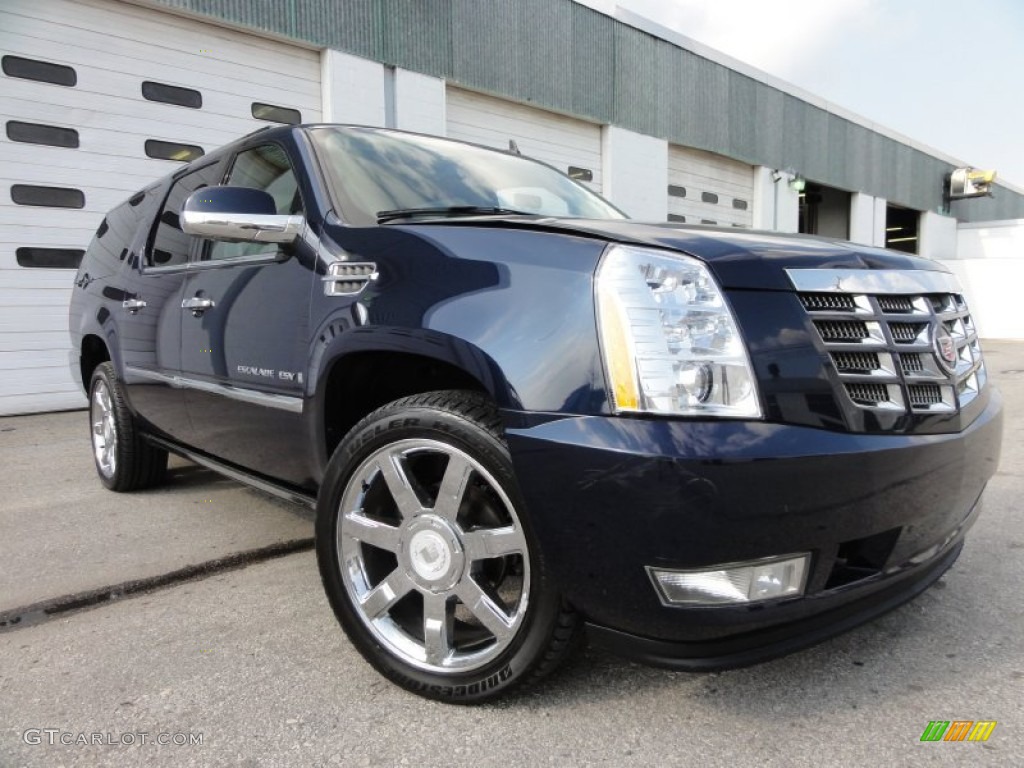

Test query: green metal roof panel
[150,0,1024,220]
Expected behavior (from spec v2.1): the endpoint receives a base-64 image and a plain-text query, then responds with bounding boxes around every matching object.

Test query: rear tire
[316,390,579,702]
[88,362,168,491]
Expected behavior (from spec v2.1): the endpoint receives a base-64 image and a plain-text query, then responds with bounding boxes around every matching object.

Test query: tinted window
[2,55,76,86]
[251,102,301,124]
[142,81,202,109]
[701,191,719,204]
[6,121,79,148]
[309,126,626,226]
[88,187,160,270]
[732,198,748,210]
[145,139,204,162]
[11,184,84,208]
[668,214,686,223]
[16,247,84,269]
[204,144,301,262]
[149,163,223,268]
[668,185,686,198]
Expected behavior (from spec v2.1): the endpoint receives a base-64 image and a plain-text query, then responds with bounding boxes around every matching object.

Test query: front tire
[89,362,168,491]
[315,390,579,702]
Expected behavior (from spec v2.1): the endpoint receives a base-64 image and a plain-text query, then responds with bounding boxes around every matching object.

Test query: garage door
[446,88,602,191]
[0,0,321,415]
[667,145,754,228]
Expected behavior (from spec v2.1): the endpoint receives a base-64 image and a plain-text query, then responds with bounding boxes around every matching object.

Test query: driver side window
[203,144,302,262]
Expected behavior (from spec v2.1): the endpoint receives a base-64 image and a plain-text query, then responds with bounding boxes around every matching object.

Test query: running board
[146,436,317,509]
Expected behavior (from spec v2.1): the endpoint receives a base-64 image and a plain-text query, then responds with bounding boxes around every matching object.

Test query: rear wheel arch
[80,334,111,392]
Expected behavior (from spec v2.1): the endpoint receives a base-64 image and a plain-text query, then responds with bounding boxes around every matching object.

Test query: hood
[406,217,946,291]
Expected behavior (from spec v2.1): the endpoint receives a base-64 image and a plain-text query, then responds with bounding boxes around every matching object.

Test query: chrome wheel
[90,379,117,478]
[338,438,530,674]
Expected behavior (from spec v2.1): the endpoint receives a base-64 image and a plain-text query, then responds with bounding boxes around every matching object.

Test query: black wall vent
[142,81,202,109]
[6,121,79,148]
[251,103,301,124]
[2,55,77,86]
[145,140,204,162]
[11,184,85,208]
[567,166,593,182]
[16,247,85,269]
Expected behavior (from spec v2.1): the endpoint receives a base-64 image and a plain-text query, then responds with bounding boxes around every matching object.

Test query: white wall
[601,126,667,220]
[751,167,799,232]
[394,69,446,136]
[321,50,386,125]
[322,51,446,137]
[849,192,887,246]
[938,220,1024,339]
[918,211,958,261]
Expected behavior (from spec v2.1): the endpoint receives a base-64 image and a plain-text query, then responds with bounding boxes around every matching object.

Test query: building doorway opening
[799,182,851,239]
[885,204,920,253]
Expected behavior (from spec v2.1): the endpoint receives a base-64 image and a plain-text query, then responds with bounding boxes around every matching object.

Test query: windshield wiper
[376,206,535,224]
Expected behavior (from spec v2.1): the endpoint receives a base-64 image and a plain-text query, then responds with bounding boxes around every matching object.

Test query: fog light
[648,554,810,606]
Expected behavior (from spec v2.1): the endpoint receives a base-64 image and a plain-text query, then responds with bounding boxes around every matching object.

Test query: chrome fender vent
[323,261,377,296]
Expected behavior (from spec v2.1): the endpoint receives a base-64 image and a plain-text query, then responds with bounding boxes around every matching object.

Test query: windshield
[308,126,627,226]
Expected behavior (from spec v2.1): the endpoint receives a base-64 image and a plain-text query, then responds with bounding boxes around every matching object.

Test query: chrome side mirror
[182,186,302,244]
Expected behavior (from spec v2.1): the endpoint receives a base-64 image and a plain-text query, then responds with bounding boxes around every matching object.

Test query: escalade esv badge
[69,123,1003,703]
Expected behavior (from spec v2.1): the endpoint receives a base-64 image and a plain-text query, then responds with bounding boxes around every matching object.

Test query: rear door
[178,141,315,487]
[121,160,224,441]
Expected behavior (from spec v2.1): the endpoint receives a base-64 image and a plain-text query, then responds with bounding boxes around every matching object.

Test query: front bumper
[504,388,1002,663]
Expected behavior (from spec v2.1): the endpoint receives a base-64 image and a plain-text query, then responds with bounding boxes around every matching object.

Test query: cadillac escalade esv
[69,124,1002,702]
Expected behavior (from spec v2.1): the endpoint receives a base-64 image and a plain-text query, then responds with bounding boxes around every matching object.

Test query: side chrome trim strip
[145,435,315,509]
[125,366,303,414]
[785,268,962,295]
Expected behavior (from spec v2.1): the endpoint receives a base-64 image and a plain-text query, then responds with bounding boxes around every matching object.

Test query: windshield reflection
[309,127,626,226]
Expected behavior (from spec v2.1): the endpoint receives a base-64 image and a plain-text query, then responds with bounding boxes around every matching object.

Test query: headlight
[595,244,761,417]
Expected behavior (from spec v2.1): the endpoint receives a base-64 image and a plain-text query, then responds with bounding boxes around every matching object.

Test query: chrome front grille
[815,320,871,342]
[890,322,928,343]
[791,270,987,415]
[832,351,880,372]
[877,296,914,313]
[800,293,856,312]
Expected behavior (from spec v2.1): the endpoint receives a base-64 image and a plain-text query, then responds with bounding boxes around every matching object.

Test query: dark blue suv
[69,125,1003,701]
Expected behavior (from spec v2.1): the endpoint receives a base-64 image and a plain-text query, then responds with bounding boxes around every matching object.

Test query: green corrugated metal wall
[152,0,1023,223]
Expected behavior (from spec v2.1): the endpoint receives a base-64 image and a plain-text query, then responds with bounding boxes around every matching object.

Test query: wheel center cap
[408,530,452,581]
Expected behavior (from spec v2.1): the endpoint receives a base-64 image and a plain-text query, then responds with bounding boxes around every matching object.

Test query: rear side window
[86,187,159,270]
[203,144,301,262]
[148,163,223,268]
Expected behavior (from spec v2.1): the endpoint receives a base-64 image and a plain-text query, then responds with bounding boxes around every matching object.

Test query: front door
[178,143,315,487]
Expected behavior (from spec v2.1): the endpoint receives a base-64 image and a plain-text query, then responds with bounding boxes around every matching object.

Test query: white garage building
[2,0,1022,414]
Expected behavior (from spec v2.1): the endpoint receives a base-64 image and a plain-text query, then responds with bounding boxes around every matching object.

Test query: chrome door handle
[181,297,215,317]
[122,298,146,314]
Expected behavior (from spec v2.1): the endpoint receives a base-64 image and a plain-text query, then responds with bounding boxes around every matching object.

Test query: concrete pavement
[1,342,1022,767]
